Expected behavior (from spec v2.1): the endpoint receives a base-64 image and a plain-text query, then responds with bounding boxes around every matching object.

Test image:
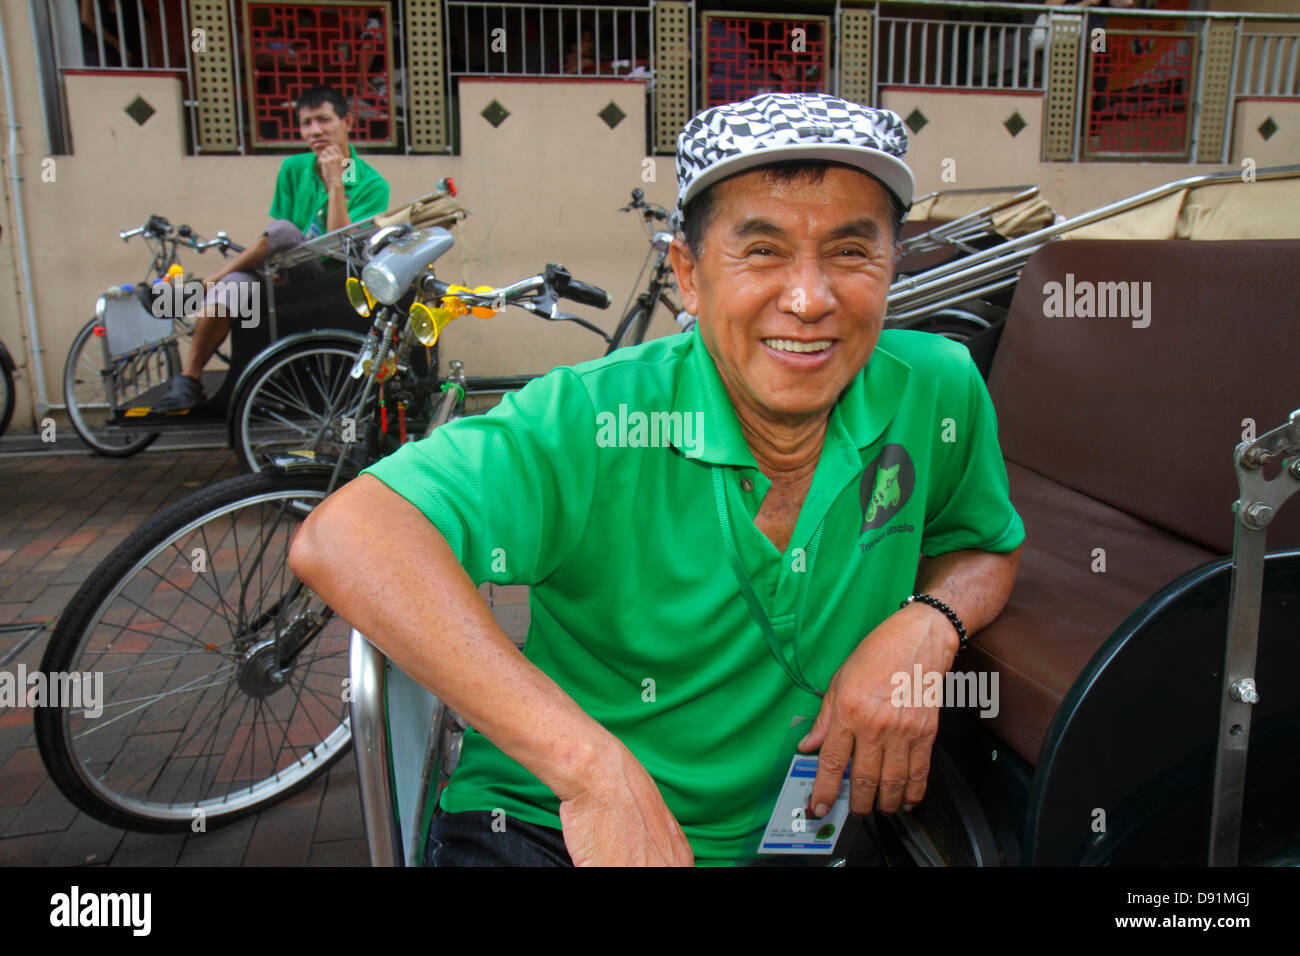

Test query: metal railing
[445,1,652,78]
[1238,32,1300,98]
[876,16,1046,92]
[58,0,185,71]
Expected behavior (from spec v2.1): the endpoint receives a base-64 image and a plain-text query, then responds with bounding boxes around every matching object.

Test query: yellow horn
[408,300,460,347]
[345,276,375,317]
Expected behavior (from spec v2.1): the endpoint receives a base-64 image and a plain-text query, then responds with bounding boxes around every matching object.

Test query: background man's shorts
[204,218,327,315]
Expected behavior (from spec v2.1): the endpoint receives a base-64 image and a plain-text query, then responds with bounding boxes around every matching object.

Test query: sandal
[152,374,205,413]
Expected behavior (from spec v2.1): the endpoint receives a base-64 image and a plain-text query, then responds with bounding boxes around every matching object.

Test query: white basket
[103,290,174,358]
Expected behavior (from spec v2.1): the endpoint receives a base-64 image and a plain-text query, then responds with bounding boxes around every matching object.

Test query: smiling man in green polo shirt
[154,85,389,412]
[291,92,1023,866]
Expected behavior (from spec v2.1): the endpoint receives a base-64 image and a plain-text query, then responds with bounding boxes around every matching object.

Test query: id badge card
[758,754,852,855]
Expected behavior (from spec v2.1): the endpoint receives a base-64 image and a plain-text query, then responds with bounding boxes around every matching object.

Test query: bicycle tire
[63,317,173,457]
[0,348,14,438]
[34,469,351,832]
[608,301,652,353]
[232,342,369,474]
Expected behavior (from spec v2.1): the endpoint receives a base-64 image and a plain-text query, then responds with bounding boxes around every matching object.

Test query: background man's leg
[153,267,258,412]
[153,219,306,412]
[181,313,231,380]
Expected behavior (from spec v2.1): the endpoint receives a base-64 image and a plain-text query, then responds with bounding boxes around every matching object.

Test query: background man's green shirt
[268,144,389,239]
[363,328,1024,864]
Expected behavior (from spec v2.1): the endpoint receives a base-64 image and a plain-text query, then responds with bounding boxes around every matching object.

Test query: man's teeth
[763,338,832,354]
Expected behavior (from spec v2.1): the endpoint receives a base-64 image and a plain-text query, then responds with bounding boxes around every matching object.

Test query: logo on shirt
[859,444,915,534]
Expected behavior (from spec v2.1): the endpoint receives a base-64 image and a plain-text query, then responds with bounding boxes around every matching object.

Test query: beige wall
[0,0,1296,434]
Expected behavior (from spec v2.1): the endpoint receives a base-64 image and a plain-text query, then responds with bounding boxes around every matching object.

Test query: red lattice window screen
[704,14,828,108]
[1083,32,1196,159]
[244,0,394,148]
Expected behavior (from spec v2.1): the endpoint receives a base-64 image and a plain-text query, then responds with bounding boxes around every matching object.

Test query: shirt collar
[669,328,913,466]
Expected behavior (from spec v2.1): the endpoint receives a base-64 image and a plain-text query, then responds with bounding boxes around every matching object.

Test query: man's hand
[798,604,956,818]
[556,739,694,866]
[796,547,1020,820]
[317,144,347,190]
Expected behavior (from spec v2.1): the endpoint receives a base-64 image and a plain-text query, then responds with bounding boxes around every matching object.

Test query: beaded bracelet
[900,593,968,656]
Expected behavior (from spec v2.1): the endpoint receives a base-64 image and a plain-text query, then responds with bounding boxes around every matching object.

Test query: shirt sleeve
[268,159,291,220]
[920,352,1025,557]
[347,169,390,222]
[360,366,597,586]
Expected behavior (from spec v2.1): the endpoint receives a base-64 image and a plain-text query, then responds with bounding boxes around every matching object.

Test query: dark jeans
[423,809,886,866]
[424,810,573,867]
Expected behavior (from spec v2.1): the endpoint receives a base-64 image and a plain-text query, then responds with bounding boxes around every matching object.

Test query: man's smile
[760,337,839,371]
[762,337,835,354]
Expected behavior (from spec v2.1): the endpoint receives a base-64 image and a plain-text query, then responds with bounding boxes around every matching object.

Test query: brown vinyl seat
[974,239,1300,765]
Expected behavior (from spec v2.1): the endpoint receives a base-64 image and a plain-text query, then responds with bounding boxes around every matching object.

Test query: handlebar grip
[563,278,611,310]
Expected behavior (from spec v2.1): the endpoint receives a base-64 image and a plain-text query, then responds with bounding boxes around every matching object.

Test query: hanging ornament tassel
[379,382,388,434]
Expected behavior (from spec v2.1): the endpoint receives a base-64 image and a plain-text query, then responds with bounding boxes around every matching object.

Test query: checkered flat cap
[676,92,913,213]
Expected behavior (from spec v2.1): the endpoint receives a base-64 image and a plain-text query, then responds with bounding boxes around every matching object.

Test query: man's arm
[204,234,271,285]
[799,545,1021,818]
[317,147,352,233]
[289,474,694,865]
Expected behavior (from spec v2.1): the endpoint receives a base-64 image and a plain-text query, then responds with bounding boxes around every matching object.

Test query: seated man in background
[291,93,1023,866]
[154,84,389,412]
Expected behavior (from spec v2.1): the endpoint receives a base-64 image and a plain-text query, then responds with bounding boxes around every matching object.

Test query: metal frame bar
[885,164,1300,322]
[1208,410,1300,866]
[229,0,245,154]
[855,0,1298,22]
[350,628,403,866]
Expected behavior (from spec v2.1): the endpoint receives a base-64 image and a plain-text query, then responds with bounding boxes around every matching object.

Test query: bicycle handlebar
[418,263,610,313]
[119,214,244,254]
[621,187,672,225]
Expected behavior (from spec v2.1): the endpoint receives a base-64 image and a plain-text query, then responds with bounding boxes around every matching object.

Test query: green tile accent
[125,96,155,126]
[599,101,626,130]
[481,99,510,128]
[904,108,927,135]
[1004,111,1027,137]
[1258,116,1278,141]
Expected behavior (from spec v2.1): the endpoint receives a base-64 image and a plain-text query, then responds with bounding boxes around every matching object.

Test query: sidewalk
[0,442,528,866]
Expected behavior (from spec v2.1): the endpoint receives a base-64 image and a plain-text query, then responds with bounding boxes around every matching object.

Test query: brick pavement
[0,442,531,867]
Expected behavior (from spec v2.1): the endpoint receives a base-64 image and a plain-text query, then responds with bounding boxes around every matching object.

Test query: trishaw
[62,182,466,468]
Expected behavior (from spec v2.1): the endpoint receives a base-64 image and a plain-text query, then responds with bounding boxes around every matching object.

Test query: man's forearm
[209,234,270,281]
[907,547,1022,648]
[289,474,617,800]
[325,182,351,233]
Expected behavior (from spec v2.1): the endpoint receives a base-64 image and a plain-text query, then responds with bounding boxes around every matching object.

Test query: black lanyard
[712,467,825,698]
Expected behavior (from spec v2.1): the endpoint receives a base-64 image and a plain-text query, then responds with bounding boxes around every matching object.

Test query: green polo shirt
[268,144,389,240]
[363,327,1024,864]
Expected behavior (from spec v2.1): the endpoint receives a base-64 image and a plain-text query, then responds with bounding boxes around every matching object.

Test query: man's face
[669,166,898,427]
[298,101,352,156]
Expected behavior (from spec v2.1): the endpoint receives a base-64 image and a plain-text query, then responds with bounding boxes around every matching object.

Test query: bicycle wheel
[0,348,14,438]
[232,342,368,474]
[63,317,175,456]
[34,469,351,832]
[608,301,652,353]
